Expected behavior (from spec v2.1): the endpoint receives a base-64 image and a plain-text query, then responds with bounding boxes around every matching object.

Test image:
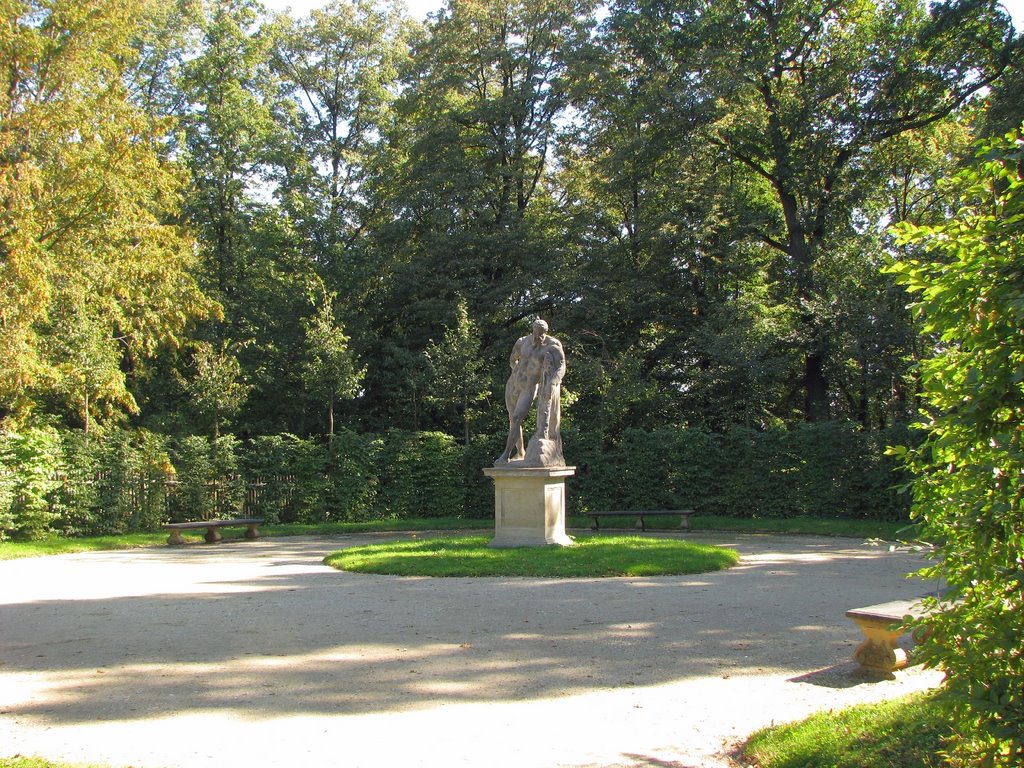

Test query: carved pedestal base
[483,466,575,548]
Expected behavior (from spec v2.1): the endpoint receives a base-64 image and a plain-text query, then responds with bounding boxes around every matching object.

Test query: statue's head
[532,318,549,336]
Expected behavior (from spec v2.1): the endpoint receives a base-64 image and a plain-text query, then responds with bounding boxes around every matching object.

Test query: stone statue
[495,318,566,467]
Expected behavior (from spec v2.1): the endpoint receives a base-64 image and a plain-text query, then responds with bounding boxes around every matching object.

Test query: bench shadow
[788,660,908,687]
[618,753,700,768]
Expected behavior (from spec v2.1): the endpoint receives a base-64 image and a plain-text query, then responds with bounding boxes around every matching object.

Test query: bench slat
[164,518,264,530]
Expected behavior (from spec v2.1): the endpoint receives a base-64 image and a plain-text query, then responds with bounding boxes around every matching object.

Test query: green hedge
[569,424,915,521]
[0,423,915,540]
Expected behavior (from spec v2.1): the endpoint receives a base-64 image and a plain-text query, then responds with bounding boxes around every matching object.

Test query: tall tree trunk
[804,352,829,422]
[780,188,830,422]
[328,393,335,443]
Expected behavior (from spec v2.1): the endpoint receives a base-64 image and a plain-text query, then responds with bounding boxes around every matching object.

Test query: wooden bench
[164,518,265,545]
[588,509,695,532]
[845,598,931,671]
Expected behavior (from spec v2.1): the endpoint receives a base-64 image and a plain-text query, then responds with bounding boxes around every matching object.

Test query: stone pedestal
[483,466,576,548]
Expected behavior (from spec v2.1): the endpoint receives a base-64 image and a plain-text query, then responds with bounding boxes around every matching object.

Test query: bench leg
[204,526,223,544]
[244,523,260,540]
[167,529,185,546]
[590,517,599,531]
[636,516,646,531]
[679,515,691,530]
[851,620,908,671]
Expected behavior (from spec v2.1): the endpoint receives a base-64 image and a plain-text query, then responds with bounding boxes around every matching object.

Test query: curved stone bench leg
[244,524,260,540]
[852,620,908,671]
[167,529,185,546]
[204,527,223,544]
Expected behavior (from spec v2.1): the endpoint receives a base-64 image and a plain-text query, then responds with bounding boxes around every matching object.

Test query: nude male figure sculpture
[495,318,566,467]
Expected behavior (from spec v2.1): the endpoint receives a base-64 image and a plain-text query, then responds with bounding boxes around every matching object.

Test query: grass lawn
[0,517,493,560]
[0,515,922,561]
[742,690,950,768]
[325,534,740,576]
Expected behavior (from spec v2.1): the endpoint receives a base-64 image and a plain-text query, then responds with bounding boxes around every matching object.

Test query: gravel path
[0,532,944,768]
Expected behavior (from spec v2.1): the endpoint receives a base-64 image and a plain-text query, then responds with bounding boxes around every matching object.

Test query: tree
[889,128,1024,766]
[559,17,804,432]
[610,0,1019,420]
[0,0,216,425]
[46,299,136,435]
[268,0,407,276]
[179,0,277,306]
[301,285,364,440]
[422,297,491,443]
[179,340,251,438]
[356,0,596,428]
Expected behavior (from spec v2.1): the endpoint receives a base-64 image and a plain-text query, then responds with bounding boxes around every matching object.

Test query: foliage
[888,129,1024,766]
[168,434,243,521]
[375,429,465,518]
[177,341,252,438]
[743,690,949,768]
[324,534,739,577]
[572,423,913,521]
[300,286,364,438]
[0,0,216,425]
[0,427,62,540]
[0,757,103,768]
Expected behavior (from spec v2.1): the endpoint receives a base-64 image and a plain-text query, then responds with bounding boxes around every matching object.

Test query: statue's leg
[497,415,521,463]
[496,390,535,463]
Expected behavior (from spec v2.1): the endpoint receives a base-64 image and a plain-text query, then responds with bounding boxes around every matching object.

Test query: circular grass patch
[324,534,739,577]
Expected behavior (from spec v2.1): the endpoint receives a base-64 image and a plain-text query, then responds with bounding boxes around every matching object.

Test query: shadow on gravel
[0,534,932,727]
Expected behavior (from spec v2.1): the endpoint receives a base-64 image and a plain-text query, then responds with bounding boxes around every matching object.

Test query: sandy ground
[0,531,945,768]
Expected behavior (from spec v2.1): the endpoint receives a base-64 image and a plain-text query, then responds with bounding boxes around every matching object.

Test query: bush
[0,420,913,539]
[323,429,379,521]
[462,433,503,518]
[889,129,1024,765]
[55,430,174,536]
[376,430,464,518]
[169,435,242,521]
[0,427,63,540]
[570,424,911,521]
[240,431,381,523]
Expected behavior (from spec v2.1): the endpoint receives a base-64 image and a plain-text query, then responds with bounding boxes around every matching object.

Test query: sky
[261,0,1024,28]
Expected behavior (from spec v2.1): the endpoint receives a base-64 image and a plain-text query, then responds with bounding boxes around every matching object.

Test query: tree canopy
[0,0,216,425]
[0,0,1019,443]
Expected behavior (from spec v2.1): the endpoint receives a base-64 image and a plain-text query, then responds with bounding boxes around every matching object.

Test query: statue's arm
[545,340,566,384]
[509,336,525,369]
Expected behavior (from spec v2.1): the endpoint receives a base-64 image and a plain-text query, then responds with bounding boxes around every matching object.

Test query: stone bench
[164,518,265,545]
[845,598,932,671]
[588,509,695,532]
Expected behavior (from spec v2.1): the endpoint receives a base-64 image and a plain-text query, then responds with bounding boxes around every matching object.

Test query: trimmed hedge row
[567,423,915,521]
[0,423,915,540]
